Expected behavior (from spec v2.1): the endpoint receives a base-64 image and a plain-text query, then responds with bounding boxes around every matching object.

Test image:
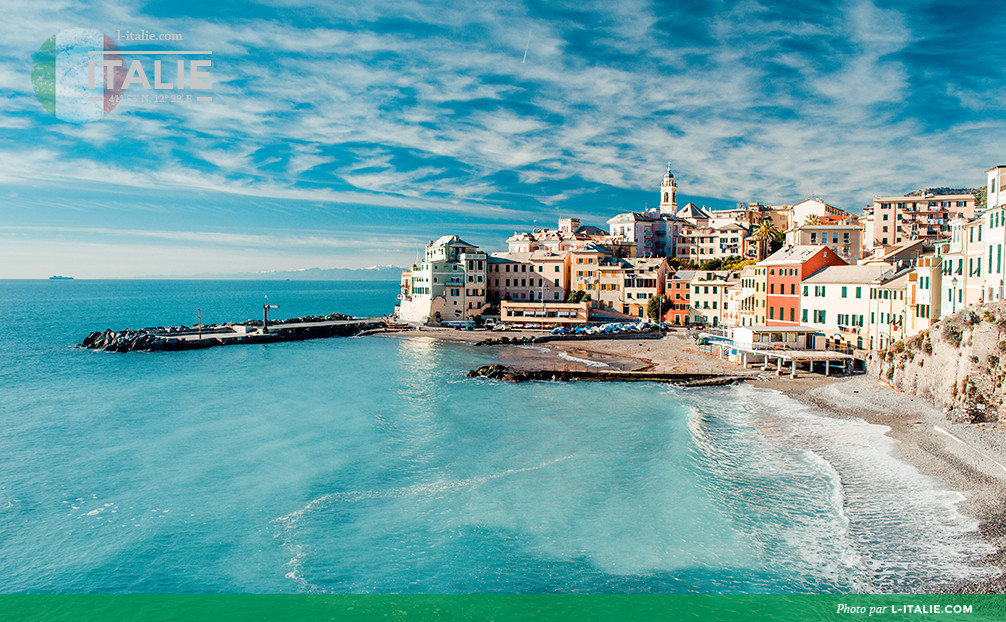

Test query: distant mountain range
[148,265,406,280]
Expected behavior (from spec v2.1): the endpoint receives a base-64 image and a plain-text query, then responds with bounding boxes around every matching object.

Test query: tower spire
[659,162,677,215]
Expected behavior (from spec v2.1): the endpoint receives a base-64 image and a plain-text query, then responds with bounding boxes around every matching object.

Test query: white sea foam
[556,351,609,368]
[676,384,995,592]
[515,344,610,368]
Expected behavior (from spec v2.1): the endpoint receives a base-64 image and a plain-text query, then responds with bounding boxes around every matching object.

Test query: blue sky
[1,0,1003,277]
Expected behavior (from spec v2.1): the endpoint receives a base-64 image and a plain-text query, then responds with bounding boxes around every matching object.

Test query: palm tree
[753,219,780,260]
[804,214,821,225]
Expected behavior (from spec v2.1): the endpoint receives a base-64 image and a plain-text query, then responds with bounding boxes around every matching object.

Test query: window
[803,285,809,296]
[802,309,808,322]
[841,286,847,298]
[790,308,795,322]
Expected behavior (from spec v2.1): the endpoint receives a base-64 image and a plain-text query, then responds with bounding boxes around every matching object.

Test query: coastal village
[395,163,1004,366]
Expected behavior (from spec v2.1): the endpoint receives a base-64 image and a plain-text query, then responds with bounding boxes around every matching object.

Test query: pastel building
[622,257,670,317]
[728,265,758,327]
[800,264,890,350]
[676,222,750,261]
[687,270,737,327]
[863,191,977,252]
[397,236,488,323]
[507,218,609,253]
[982,169,1006,303]
[867,268,911,350]
[906,253,942,337]
[790,198,856,226]
[570,243,613,296]
[941,223,967,317]
[486,250,570,304]
[784,223,862,264]
[965,218,986,306]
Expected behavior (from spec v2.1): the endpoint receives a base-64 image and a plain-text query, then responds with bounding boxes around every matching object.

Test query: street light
[951,277,958,313]
[263,296,279,334]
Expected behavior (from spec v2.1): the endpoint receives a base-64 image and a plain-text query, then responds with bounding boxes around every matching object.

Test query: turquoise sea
[0,280,995,593]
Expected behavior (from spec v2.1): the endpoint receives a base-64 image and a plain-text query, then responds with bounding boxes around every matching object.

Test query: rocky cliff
[868,303,1006,424]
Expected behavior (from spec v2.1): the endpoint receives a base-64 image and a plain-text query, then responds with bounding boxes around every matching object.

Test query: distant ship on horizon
[48,275,74,280]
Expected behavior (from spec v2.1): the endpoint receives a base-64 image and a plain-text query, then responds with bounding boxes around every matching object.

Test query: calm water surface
[0,280,993,593]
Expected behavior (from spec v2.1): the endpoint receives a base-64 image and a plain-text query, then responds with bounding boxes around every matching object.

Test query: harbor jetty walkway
[710,342,855,378]
[81,314,390,353]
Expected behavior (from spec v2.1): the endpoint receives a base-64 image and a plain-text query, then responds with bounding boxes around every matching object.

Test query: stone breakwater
[467,364,748,386]
[80,313,385,353]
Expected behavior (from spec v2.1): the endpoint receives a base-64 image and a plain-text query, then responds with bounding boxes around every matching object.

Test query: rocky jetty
[475,336,541,346]
[466,364,747,385]
[80,313,384,353]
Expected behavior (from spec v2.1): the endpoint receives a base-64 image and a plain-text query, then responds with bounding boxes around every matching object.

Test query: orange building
[663,270,695,324]
[759,245,847,326]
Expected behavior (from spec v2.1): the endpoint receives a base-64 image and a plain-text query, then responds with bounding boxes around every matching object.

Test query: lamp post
[263,296,279,334]
[951,277,958,313]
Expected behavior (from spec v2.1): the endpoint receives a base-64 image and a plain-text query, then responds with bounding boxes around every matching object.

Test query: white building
[905,253,943,337]
[799,264,890,350]
[397,236,487,323]
[867,268,911,350]
[784,223,862,265]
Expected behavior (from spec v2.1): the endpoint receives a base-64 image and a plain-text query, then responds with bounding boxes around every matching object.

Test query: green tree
[724,258,756,271]
[975,186,987,208]
[647,295,668,321]
[803,214,821,225]
[699,258,723,271]
[668,257,698,270]
[753,219,780,260]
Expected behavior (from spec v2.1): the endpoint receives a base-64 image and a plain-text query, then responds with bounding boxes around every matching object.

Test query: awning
[733,290,755,302]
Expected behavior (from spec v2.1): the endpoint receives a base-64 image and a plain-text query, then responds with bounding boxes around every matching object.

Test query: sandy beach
[375,326,1006,592]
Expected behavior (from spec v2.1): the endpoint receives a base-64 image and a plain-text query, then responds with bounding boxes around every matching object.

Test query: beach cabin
[731,326,827,351]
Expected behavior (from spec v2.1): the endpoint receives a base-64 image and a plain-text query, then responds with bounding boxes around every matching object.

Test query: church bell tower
[659,162,677,215]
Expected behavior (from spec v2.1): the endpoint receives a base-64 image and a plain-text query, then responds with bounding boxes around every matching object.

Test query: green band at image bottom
[0,594,1003,622]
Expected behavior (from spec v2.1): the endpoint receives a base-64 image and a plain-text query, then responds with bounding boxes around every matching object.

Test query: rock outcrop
[869,303,1006,423]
